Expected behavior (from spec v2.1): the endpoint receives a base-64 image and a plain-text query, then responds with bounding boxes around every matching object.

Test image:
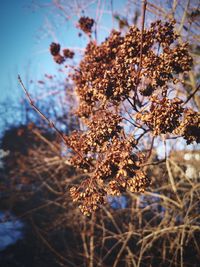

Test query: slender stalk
[184,84,200,105]
[134,0,147,106]
[18,75,93,168]
[138,0,147,77]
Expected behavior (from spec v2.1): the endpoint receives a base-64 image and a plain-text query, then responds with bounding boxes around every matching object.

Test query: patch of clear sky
[0,0,126,105]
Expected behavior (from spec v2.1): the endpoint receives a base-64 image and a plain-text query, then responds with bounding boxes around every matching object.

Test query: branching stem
[18,75,93,168]
[134,0,147,106]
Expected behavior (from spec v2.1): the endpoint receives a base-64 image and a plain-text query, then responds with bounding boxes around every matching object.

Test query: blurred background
[0,0,200,266]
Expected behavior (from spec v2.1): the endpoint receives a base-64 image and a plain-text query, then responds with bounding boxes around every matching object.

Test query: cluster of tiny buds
[70,184,105,216]
[70,168,150,216]
[68,136,150,215]
[136,97,184,135]
[50,43,74,64]
[78,16,94,34]
[175,109,200,144]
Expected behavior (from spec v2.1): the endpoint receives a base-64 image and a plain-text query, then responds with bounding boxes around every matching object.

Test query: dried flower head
[70,184,105,216]
[50,42,60,56]
[78,16,94,34]
[127,170,150,193]
[63,48,75,59]
[136,97,184,135]
[150,20,178,47]
[176,109,200,144]
[53,54,65,64]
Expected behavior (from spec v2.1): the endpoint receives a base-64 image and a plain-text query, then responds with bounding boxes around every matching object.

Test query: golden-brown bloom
[176,109,200,144]
[70,183,105,216]
[53,54,65,64]
[63,48,75,59]
[127,170,150,193]
[136,97,184,135]
[78,16,94,34]
[50,42,60,56]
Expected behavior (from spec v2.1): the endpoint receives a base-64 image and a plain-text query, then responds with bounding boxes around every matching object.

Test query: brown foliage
[18,3,199,218]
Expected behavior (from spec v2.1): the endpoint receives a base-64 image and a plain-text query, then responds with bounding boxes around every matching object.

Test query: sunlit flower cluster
[176,109,200,144]
[48,17,199,215]
[136,97,184,135]
[50,42,74,64]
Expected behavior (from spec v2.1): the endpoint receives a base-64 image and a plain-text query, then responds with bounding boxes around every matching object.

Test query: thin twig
[184,84,200,105]
[138,225,200,244]
[145,136,155,160]
[18,75,93,168]
[113,232,132,267]
[138,0,147,77]
[18,75,68,144]
[134,0,147,105]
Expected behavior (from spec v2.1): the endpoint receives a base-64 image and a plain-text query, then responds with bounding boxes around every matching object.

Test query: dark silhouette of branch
[184,84,200,105]
[134,0,147,106]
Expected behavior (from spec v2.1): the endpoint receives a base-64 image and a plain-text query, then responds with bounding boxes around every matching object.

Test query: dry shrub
[46,13,198,215]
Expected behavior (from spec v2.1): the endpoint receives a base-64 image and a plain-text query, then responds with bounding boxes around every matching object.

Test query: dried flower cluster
[50,42,74,64]
[176,109,200,144]
[50,42,60,56]
[72,20,193,116]
[67,111,122,156]
[78,16,94,34]
[69,137,150,215]
[70,183,104,216]
[47,18,199,215]
[136,97,184,135]
[63,48,75,59]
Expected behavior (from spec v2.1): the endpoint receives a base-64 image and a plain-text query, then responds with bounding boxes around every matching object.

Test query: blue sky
[0,0,75,102]
[0,1,43,99]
